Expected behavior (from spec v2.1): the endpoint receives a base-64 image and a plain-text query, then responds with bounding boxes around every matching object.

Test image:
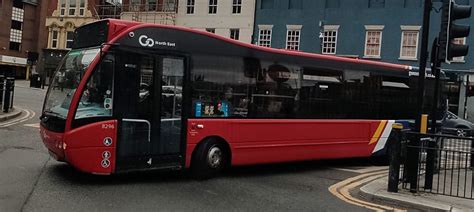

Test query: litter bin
[30,74,41,88]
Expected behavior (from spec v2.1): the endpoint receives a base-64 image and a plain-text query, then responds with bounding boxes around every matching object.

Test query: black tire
[191,138,228,180]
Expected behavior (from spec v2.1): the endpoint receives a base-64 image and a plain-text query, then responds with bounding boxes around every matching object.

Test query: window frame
[65,31,74,50]
[363,25,384,58]
[68,0,77,16]
[209,0,218,14]
[79,0,85,16]
[322,25,339,55]
[186,0,195,14]
[258,25,273,47]
[51,30,59,49]
[60,0,66,16]
[399,26,421,60]
[232,0,242,14]
[285,28,301,51]
[230,28,240,40]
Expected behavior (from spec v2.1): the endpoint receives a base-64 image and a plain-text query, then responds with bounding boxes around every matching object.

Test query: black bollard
[8,78,14,109]
[471,138,474,169]
[3,78,14,113]
[388,124,403,192]
[0,75,4,105]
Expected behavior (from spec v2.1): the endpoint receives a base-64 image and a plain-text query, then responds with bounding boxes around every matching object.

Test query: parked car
[441,111,474,137]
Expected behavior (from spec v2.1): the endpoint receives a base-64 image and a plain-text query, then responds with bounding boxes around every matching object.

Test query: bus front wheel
[191,138,228,180]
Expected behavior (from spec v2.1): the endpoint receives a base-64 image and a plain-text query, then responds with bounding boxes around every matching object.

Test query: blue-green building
[252,0,474,120]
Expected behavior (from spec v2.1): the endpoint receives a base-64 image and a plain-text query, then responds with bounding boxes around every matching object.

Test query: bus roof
[88,19,412,73]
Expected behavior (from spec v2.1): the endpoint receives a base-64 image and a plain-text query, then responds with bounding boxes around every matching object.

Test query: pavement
[359,171,474,211]
[0,107,22,122]
[0,80,40,123]
[0,80,44,124]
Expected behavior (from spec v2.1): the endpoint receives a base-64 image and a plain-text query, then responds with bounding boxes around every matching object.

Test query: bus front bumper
[40,125,66,162]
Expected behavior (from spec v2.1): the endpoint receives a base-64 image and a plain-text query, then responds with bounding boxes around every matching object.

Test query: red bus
[40,19,429,177]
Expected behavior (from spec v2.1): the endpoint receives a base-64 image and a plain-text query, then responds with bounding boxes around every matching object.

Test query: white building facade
[177,0,256,43]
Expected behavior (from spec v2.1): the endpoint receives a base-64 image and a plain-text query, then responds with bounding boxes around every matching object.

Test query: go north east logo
[139,35,176,48]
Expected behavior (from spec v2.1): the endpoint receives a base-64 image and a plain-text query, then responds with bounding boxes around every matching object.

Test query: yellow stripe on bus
[369,120,387,145]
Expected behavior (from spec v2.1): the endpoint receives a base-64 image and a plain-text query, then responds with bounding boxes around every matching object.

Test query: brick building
[0,0,48,79]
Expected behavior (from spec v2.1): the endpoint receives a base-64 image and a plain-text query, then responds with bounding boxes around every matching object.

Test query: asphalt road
[1,83,374,212]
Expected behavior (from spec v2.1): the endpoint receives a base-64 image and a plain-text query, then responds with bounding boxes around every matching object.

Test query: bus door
[115,51,185,171]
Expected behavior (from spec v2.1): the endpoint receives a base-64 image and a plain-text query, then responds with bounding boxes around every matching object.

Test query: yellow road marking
[369,120,387,145]
[329,170,406,212]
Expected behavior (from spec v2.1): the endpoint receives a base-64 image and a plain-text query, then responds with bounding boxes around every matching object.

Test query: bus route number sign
[102,123,115,129]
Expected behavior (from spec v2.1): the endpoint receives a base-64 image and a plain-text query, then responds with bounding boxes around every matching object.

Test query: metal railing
[96,3,177,19]
[388,129,474,199]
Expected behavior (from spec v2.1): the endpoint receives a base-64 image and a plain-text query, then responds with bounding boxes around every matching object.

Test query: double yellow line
[328,170,406,212]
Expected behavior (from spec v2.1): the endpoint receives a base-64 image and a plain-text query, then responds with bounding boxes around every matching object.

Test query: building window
[232,0,242,14]
[146,0,157,11]
[261,0,273,9]
[399,26,420,60]
[364,26,384,58]
[164,0,177,12]
[9,42,21,51]
[130,0,140,11]
[51,30,59,49]
[187,0,195,14]
[230,28,239,40]
[11,7,24,22]
[10,29,22,43]
[322,25,339,54]
[206,28,215,33]
[79,0,85,15]
[66,31,74,49]
[258,25,272,47]
[69,0,76,16]
[286,25,302,51]
[452,37,466,62]
[209,0,217,14]
[10,29,22,50]
[60,0,66,16]
[365,31,382,57]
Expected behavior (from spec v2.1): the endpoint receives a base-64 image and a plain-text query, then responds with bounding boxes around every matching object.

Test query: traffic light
[439,0,472,63]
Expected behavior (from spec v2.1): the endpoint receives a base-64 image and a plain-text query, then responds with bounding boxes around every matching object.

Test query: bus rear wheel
[191,138,228,180]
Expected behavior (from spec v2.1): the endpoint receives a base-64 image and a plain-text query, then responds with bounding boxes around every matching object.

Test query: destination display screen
[72,20,109,49]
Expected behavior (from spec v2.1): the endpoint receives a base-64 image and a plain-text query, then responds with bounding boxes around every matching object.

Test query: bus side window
[191,54,254,118]
[74,54,114,122]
